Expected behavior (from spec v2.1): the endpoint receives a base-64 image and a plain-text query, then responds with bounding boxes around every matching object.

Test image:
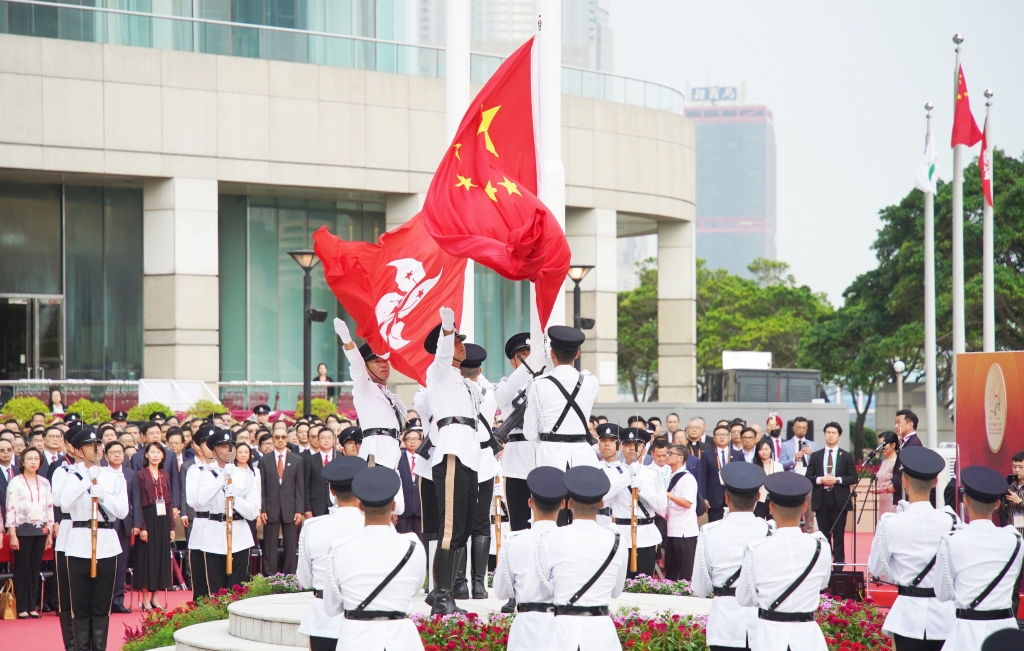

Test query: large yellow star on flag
[497,176,521,197]
[484,180,498,202]
[478,105,501,157]
[455,175,476,191]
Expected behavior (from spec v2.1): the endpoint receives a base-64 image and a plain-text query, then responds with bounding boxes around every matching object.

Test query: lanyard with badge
[26,475,44,524]
[152,469,167,516]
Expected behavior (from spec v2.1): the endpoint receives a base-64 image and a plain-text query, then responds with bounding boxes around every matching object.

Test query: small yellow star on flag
[484,180,498,202]
[455,175,476,191]
[453,143,462,160]
[497,176,521,196]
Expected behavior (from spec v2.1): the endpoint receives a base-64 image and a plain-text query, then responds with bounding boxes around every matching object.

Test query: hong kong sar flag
[422,37,570,328]
[312,217,467,385]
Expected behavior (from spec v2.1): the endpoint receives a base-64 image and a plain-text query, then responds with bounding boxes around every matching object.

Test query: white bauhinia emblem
[375,258,443,349]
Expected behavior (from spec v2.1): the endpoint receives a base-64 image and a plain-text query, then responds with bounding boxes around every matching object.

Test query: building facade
[0,1,694,404]
[685,103,776,279]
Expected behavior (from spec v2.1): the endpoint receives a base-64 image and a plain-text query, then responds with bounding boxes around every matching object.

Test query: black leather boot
[92,616,110,651]
[59,611,75,651]
[429,548,466,616]
[423,534,437,606]
[72,618,92,651]
[470,535,490,599]
[501,598,516,614]
[451,546,469,600]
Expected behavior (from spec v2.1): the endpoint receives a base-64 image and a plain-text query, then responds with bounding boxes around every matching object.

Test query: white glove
[630,474,642,490]
[439,306,455,331]
[89,484,105,499]
[628,462,643,477]
[334,318,352,344]
[87,466,102,481]
[221,463,236,479]
[225,485,239,498]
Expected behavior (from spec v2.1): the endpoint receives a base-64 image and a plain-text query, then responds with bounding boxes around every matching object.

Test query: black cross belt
[539,433,589,443]
[344,610,407,621]
[207,513,244,522]
[614,517,655,526]
[517,602,555,613]
[363,428,400,440]
[507,434,527,442]
[897,585,936,598]
[956,608,1015,621]
[758,609,815,622]
[313,590,324,599]
[713,587,736,597]
[554,605,608,616]
[437,416,477,430]
[597,507,612,517]
[72,521,113,529]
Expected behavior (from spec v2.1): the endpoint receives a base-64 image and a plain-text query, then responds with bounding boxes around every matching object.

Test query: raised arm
[426,307,456,386]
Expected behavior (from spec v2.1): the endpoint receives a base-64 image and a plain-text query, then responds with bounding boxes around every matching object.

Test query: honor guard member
[595,423,626,529]
[524,326,600,525]
[60,426,129,651]
[542,466,628,651]
[493,467,566,651]
[867,447,960,651]
[111,411,128,428]
[51,425,84,651]
[493,332,545,531]
[333,319,408,470]
[323,467,427,651]
[411,387,444,607]
[692,462,771,651]
[736,472,832,651]
[610,427,666,578]
[461,343,499,600]
[298,456,368,651]
[936,465,1024,650]
[252,404,272,427]
[423,306,486,615]
[186,425,216,599]
[196,429,259,592]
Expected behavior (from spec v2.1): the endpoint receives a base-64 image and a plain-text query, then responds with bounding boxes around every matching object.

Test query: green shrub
[65,398,111,425]
[188,399,228,420]
[0,396,50,426]
[294,397,337,420]
[128,402,173,422]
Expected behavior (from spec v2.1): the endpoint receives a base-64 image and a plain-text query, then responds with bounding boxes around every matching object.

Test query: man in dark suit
[303,428,336,518]
[258,428,306,574]
[893,409,926,503]
[396,428,423,536]
[105,441,139,613]
[0,437,17,518]
[699,424,745,522]
[805,421,858,566]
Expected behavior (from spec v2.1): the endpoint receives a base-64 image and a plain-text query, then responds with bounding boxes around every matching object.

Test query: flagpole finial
[984,89,994,105]
[537,14,542,31]
[925,102,933,113]
[952,33,964,48]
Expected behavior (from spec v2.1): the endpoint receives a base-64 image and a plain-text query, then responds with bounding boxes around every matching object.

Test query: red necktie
[410,454,415,473]
[775,439,781,458]
[323,455,329,467]
[277,454,284,480]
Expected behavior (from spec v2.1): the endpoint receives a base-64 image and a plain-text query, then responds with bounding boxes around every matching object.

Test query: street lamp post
[289,250,322,420]
[893,360,906,412]
[566,265,594,370]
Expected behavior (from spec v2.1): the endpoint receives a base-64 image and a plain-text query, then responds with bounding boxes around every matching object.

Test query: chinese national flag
[951,65,982,148]
[312,216,467,385]
[422,37,570,328]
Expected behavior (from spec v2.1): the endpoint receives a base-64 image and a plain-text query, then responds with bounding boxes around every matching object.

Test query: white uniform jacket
[691,512,772,648]
[59,465,129,560]
[936,518,1023,650]
[493,361,543,480]
[476,376,499,483]
[296,506,366,639]
[185,461,208,550]
[323,525,427,651]
[493,520,559,651]
[196,464,259,554]
[736,527,832,651]
[608,464,666,549]
[346,345,406,471]
[598,461,630,528]
[542,519,629,651]
[51,463,74,553]
[866,501,960,641]
[411,388,436,482]
[524,365,600,471]
[426,333,485,471]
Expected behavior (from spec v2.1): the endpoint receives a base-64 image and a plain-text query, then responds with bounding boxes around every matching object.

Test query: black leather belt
[507,433,527,443]
[517,602,555,613]
[539,433,589,443]
[72,521,113,529]
[62,513,71,520]
[313,590,324,599]
[195,511,209,519]
[956,608,1015,621]
[480,441,492,449]
[897,585,936,598]
[713,587,736,597]
[597,507,612,517]
[614,517,655,526]
[758,609,815,622]
[437,416,477,430]
[554,605,608,616]
[208,513,244,522]
[344,610,407,621]
[490,515,509,525]
[363,428,400,440]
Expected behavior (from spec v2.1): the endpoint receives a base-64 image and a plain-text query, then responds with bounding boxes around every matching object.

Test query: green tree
[618,259,659,401]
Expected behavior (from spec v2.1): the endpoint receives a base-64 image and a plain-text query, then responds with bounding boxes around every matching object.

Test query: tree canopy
[618,259,659,402]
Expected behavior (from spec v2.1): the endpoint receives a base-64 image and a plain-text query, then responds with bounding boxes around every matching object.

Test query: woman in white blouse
[6,447,54,618]
[753,437,784,520]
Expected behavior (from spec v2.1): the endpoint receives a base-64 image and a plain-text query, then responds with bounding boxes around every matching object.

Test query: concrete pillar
[565,207,617,402]
[142,178,220,382]
[657,219,697,401]
[384,193,427,406]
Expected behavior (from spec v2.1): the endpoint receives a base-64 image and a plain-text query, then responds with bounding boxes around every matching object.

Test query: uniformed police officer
[543,466,629,651]
[252,404,272,427]
[936,465,1024,650]
[493,466,565,651]
[410,386,442,607]
[595,423,625,528]
[867,446,960,651]
[323,466,426,651]
[493,332,545,531]
[196,429,259,592]
[610,427,666,578]
[736,472,832,651]
[692,462,771,651]
[50,425,84,651]
[524,326,600,526]
[185,425,216,599]
[423,306,486,615]
[339,427,364,457]
[59,426,129,651]
[297,456,367,651]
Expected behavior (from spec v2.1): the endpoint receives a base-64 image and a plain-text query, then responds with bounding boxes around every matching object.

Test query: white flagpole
[982,89,995,352]
[447,0,475,340]
[950,34,966,358]
[923,103,939,450]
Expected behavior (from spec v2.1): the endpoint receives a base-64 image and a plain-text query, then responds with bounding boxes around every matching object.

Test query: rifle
[630,487,638,573]
[490,361,546,445]
[225,476,234,574]
[494,476,503,557]
[90,445,101,578]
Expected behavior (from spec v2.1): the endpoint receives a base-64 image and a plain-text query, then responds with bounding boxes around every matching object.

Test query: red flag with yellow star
[422,37,570,328]
[951,64,982,148]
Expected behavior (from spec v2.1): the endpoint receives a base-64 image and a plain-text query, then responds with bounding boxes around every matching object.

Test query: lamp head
[893,360,905,374]
[288,249,321,272]
[566,265,595,283]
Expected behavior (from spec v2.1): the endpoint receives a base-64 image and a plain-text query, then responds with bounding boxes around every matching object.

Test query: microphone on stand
[862,441,886,465]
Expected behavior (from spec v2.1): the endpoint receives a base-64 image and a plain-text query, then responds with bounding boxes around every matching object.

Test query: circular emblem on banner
[984,362,1007,453]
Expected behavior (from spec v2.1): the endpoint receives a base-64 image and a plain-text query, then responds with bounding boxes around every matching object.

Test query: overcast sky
[610,1,1024,305]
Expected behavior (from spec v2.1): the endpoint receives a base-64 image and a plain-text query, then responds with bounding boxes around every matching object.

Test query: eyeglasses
[272,434,287,440]
[667,451,683,457]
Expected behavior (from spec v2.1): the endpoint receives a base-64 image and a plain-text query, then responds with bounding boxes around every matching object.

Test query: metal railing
[1,0,684,114]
